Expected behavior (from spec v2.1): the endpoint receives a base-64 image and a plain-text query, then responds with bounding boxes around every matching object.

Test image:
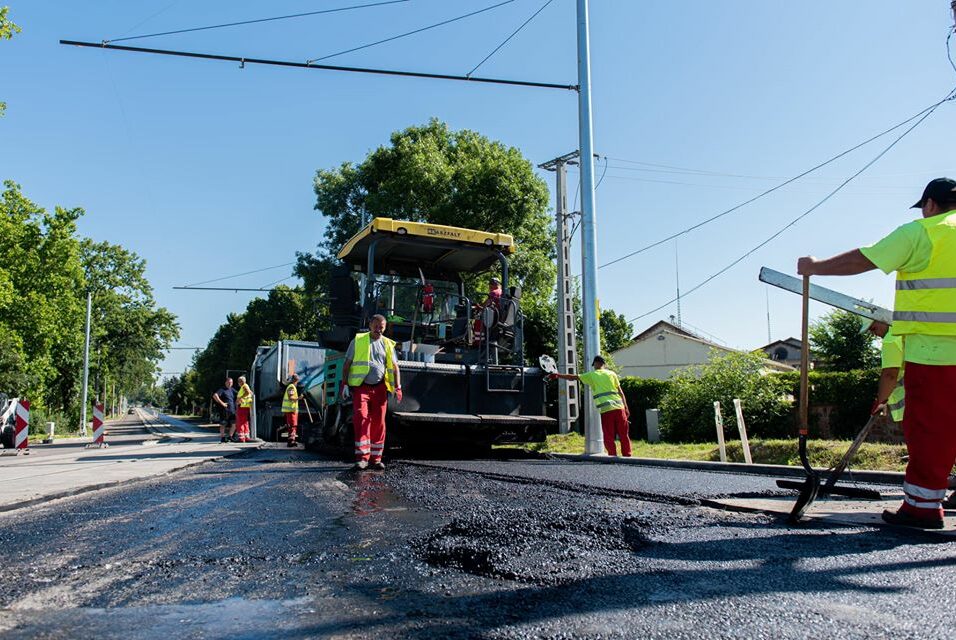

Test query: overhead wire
[114,1,182,39]
[307,0,516,64]
[599,88,956,271]
[466,0,556,77]
[183,262,295,288]
[627,87,956,324]
[105,0,410,44]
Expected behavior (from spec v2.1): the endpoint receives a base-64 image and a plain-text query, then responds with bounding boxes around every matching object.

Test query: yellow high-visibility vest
[282,383,298,413]
[347,332,396,391]
[580,369,625,414]
[893,212,956,336]
[237,384,253,409]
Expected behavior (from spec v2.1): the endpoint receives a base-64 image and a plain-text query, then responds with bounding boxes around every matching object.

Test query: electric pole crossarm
[59,40,579,92]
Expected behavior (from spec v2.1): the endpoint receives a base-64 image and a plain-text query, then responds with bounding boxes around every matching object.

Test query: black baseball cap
[911,177,956,209]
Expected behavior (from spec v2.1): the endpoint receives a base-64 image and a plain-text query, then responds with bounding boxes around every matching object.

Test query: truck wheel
[0,426,13,449]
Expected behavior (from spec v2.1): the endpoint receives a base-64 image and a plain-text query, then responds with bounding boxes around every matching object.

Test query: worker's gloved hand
[395,388,403,403]
[340,384,350,401]
[870,399,887,416]
[547,373,558,381]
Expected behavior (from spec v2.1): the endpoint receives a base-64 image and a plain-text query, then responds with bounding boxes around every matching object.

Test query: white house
[610,320,795,380]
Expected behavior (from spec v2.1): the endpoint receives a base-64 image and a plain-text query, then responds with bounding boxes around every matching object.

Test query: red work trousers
[600,408,631,457]
[899,362,956,521]
[236,407,250,441]
[284,411,298,442]
[352,383,387,462]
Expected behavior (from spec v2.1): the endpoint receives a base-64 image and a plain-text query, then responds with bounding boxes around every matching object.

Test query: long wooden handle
[799,275,810,436]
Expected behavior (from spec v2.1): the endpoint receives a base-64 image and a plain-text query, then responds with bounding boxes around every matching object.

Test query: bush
[619,377,670,439]
[770,368,879,439]
[658,350,792,443]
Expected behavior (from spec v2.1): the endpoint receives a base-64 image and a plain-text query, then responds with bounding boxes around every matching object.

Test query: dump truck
[310,217,555,451]
[248,340,326,442]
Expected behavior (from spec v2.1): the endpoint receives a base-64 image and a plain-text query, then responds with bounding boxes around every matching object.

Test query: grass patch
[527,433,907,473]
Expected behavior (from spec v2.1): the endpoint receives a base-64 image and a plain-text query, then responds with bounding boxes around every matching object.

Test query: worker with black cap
[797,177,956,530]
[550,355,631,457]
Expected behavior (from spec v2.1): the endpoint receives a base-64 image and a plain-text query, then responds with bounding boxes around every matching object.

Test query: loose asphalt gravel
[0,448,953,639]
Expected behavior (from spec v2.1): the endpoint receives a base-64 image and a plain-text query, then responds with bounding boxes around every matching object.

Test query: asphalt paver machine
[314,217,555,450]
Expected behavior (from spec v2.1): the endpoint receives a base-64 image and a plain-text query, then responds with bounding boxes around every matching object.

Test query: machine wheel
[0,426,13,449]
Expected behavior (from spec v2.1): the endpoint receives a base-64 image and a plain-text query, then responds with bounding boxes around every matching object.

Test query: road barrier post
[713,401,727,462]
[86,403,108,448]
[14,399,30,454]
[732,398,753,464]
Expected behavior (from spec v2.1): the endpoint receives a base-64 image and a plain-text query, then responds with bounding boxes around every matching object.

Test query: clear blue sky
[3,1,955,378]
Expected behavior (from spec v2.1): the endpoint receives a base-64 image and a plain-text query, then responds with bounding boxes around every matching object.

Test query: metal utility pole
[576,0,603,455]
[79,290,92,436]
[539,151,581,435]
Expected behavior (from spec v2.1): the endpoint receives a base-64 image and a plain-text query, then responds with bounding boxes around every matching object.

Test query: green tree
[0,181,86,411]
[300,119,556,354]
[600,309,633,354]
[0,7,22,117]
[809,309,879,371]
[192,287,308,403]
[80,239,180,407]
[658,350,792,443]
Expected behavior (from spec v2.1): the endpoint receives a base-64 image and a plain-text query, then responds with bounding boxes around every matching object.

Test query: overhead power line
[173,286,300,292]
[628,87,956,324]
[467,0,556,77]
[183,261,294,288]
[307,0,516,64]
[600,88,956,271]
[60,40,577,91]
[105,0,411,44]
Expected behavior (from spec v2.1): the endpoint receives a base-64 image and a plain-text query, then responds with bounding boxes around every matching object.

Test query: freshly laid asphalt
[1,441,954,639]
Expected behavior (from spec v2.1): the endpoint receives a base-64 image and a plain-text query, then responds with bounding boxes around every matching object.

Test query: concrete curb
[551,453,905,486]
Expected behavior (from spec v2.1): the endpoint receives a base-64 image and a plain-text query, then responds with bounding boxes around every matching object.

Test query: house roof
[630,320,699,343]
[756,337,802,352]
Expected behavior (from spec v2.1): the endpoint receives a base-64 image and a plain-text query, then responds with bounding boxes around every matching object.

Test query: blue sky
[3,1,955,378]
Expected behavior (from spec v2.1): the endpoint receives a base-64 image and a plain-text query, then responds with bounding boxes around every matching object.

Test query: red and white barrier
[86,402,108,448]
[14,399,29,452]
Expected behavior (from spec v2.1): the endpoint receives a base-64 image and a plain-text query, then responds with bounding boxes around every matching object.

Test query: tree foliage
[658,350,793,443]
[600,309,633,354]
[809,309,879,371]
[0,6,21,117]
[0,181,177,425]
[190,287,309,410]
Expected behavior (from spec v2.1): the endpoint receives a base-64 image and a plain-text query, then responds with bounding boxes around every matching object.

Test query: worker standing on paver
[550,355,631,457]
[341,314,402,471]
[212,377,236,444]
[282,373,300,448]
[798,177,956,530]
[863,320,905,423]
[235,375,253,443]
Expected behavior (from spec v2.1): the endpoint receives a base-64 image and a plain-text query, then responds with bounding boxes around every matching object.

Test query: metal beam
[59,40,578,92]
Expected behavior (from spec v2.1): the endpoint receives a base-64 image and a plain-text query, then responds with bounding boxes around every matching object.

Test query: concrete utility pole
[576,0,603,454]
[539,151,581,435]
[79,290,92,436]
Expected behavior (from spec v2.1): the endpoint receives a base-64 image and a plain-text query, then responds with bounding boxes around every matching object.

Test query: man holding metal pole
[550,355,631,457]
[798,178,956,530]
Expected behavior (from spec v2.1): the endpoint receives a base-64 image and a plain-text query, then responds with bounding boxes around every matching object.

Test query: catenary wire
[115,1,182,39]
[105,0,410,44]
[599,88,956,271]
[627,89,956,324]
[184,262,295,288]
[308,0,516,64]
[568,157,607,241]
[466,0,556,77]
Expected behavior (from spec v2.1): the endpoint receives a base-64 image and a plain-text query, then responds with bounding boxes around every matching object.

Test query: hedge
[619,377,670,439]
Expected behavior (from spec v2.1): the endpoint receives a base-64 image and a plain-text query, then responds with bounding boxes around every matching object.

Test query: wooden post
[713,401,727,462]
[733,398,753,464]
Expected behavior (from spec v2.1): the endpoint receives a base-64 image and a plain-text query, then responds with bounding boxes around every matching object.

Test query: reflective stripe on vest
[237,385,253,409]
[281,384,298,413]
[887,379,904,422]
[348,332,396,392]
[893,212,956,336]
[587,371,625,414]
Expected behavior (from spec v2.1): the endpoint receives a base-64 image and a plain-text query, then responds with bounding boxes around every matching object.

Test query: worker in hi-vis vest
[236,375,253,443]
[341,314,402,471]
[798,177,956,530]
[549,355,631,457]
[862,320,905,424]
[282,373,300,448]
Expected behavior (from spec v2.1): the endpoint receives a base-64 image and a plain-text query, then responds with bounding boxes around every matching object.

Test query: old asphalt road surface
[0,447,954,639]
